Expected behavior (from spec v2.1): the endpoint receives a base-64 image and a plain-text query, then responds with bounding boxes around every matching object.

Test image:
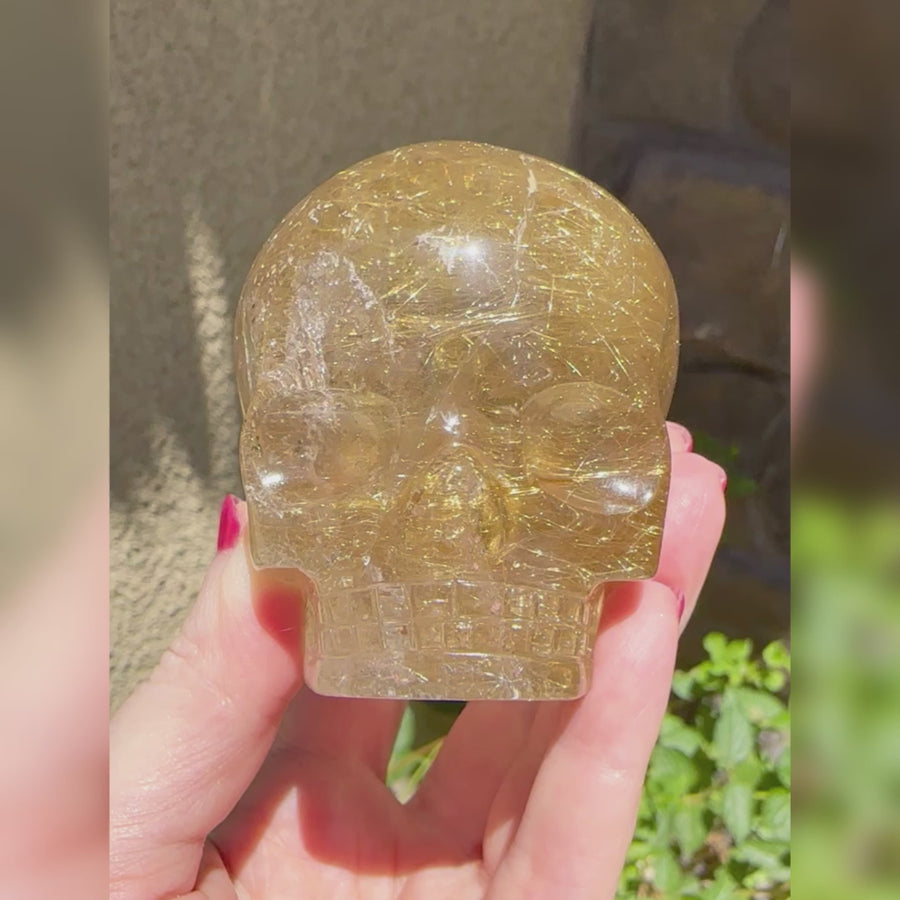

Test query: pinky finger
[485,580,679,900]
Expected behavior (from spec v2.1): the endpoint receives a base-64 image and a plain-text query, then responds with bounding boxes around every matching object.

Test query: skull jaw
[242,443,667,701]
[244,492,665,700]
[307,651,593,701]
[303,578,604,701]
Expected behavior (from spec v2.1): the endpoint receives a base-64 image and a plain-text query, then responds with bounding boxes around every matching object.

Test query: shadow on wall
[110,0,591,503]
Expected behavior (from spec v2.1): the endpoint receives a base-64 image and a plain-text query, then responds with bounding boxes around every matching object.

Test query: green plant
[619,635,791,899]
[385,638,791,899]
[387,701,462,802]
[791,492,900,898]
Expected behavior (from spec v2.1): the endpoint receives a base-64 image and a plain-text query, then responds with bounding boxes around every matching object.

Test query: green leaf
[702,632,728,663]
[742,662,765,688]
[648,746,700,800]
[762,668,788,692]
[731,837,789,873]
[725,638,753,665]
[617,861,640,897]
[703,636,755,687]
[712,690,754,768]
[387,731,444,801]
[672,670,696,700]
[734,687,786,726]
[758,789,791,842]
[731,753,765,789]
[390,706,416,759]
[744,866,791,891]
[404,739,442,794]
[673,801,708,859]
[707,786,724,818]
[625,839,653,862]
[701,867,739,900]
[693,702,718,744]
[636,789,654,829]
[659,714,704,756]
[763,641,791,673]
[721,781,754,843]
[650,847,685,894]
[653,804,677,847]
[690,659,720,692]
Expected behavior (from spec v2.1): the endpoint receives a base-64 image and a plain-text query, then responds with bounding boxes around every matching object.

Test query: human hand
[110,422,725,900]
[0,481,108,900]
[791,259,822,430]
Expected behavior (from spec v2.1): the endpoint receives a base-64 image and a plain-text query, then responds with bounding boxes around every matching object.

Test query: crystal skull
[235,141,678,700]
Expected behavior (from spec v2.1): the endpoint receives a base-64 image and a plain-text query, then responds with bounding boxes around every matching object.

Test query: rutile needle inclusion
[235,141,678,700]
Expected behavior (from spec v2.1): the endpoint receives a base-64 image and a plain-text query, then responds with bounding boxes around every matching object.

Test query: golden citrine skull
[235,141,678,700]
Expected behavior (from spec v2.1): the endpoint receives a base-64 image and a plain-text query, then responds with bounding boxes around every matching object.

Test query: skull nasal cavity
[373,448,513,579]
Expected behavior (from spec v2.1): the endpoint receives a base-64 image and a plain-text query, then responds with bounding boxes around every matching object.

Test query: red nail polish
[217,495,241,551]
[676,591,686,621]
[720,472,728,492]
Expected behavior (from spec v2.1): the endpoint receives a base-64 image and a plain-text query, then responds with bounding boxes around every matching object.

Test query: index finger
[110,498,305,900]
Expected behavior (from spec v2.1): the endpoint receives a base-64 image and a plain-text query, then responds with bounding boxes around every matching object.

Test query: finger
[666,420,693,454]
[485,453,725,899]
[654,451,727,631]
[481,703,563,872]
[175,843,238,900]
[408,701,538,853]
[413,429,717,853]
[486,580,680,900]
[275,689,406,779]
[110,496,305,900]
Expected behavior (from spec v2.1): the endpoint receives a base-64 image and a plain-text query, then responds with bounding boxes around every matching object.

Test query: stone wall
[574,0,790,661]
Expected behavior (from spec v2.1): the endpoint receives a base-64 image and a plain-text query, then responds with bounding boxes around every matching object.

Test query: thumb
[110,496,305,900]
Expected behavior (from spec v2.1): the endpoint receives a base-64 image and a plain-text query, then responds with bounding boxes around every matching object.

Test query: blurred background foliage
[792,494,900,898]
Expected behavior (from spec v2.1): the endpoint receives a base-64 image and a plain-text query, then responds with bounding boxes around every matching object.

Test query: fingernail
[708,463,727,492]
[676,591,686,622]
[671,423,693,452]
[217,494,242,551]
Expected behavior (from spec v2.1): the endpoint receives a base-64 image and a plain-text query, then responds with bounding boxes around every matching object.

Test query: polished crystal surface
[235,141,678,700]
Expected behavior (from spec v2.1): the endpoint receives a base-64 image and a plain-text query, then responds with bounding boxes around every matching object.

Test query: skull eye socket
[522,382,666,515]
[242,391,398,501]
[431,331,568,423]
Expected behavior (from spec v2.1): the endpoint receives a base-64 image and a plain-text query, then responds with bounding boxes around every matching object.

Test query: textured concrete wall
[110,0,592,706]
